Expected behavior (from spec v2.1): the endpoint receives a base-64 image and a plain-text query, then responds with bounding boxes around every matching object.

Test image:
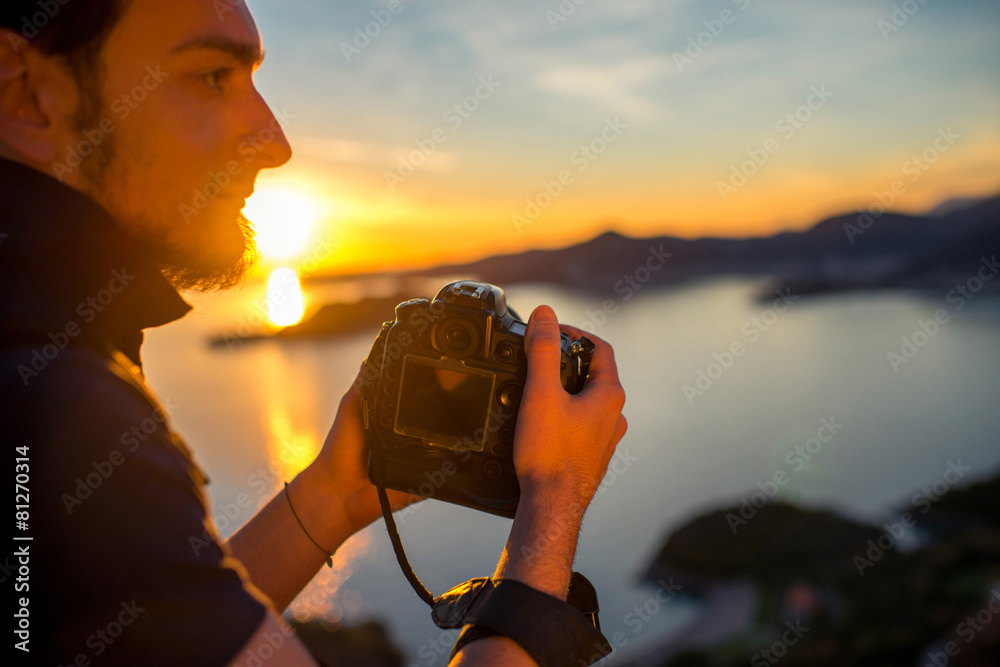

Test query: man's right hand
[514,304,628,514]
[499,304,627,598]
[451,305,627,665]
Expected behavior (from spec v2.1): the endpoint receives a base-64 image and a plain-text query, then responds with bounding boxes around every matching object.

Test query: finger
[558,323,599,342]
[558,324,622,390]
[524,305,564,389]
[339,376,362,411]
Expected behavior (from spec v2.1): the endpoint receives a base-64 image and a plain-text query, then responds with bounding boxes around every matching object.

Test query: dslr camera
[360,280,594,518]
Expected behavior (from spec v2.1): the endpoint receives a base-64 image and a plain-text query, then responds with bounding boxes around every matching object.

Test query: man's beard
[72,86,259,293]
[158,214,260,292]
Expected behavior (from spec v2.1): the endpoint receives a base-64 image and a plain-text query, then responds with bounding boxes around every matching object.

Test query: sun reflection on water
[266,267,306,327]
[253,342,379,622]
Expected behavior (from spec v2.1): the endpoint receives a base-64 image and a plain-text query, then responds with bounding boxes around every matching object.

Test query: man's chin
[159,214,260,292]
[160,244,259,292]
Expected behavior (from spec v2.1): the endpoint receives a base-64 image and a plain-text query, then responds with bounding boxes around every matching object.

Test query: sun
[243,188,317,262]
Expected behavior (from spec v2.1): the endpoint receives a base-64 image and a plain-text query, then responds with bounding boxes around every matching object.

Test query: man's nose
[246,87,293,168]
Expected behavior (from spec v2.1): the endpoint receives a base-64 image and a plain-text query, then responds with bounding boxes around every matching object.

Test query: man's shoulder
[3,344,158,430]
[1,344,197,485]
[0,346,269,666]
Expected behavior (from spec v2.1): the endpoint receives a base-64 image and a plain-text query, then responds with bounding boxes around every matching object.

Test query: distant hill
[235,193,999,344]
[396,193,1000,298]
[927,194,994,218]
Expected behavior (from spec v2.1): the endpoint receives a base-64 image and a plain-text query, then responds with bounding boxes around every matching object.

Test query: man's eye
[202,68,232,90]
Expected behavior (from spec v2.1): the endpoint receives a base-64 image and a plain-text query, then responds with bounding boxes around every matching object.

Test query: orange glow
[243,187,318,263]
[250,132,1000,277]
[255,346,322,480]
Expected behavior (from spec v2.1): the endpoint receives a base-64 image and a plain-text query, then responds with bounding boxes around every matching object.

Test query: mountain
[250,193,999,344]
[926,195,994,218]
[396,193,1000,297]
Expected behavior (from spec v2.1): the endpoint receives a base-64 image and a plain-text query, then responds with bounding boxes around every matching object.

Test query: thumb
[524,305,563,390]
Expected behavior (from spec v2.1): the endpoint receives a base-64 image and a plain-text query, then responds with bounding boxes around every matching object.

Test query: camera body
[360,280,593,518]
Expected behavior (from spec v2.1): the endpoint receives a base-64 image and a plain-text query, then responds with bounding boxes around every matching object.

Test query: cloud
[530,58,673,118]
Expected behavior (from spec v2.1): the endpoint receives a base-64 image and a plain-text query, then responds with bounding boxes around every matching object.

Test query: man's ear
[0,28,81,166]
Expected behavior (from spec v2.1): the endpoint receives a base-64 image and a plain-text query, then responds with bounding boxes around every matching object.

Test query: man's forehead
[104,0,263,64]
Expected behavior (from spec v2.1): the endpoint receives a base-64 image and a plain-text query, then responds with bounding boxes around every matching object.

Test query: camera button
[498,383,522,409]
[496,342,514,361]
[482,460,503,480]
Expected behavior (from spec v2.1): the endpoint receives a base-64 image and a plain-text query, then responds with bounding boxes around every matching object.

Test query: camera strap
[369,431,612,665]
[370,430,436,605]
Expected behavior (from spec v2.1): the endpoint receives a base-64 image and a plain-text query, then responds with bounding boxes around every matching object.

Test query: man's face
[78,0,291,289]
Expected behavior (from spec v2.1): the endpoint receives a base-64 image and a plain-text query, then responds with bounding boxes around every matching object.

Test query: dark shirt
[0,158,268,665]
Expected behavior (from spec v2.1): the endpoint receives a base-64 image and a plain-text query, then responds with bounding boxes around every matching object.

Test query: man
[0,1,627,665]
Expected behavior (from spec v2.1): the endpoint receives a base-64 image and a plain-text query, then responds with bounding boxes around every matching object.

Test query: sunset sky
[241,0,1000,275]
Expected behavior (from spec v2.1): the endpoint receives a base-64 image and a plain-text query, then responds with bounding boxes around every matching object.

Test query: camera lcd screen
[395,356,495,450]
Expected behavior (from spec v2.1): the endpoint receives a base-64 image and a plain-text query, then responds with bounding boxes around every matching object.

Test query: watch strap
[435,572,611,667]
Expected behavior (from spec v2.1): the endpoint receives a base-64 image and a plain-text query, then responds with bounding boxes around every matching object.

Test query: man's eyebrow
[170,36,265,67]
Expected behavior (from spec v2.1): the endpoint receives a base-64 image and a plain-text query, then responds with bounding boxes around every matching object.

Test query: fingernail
[532,305,558,323]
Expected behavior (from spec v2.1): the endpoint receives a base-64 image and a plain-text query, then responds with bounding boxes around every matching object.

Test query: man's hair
[2,1,132,188]
[1,0,129,84]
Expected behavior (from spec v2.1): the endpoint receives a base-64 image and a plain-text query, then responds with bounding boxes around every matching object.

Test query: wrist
[289,462,355,551]
[494,488,588,599]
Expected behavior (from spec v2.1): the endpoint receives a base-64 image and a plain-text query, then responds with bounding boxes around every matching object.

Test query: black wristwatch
[432,571,611,667]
